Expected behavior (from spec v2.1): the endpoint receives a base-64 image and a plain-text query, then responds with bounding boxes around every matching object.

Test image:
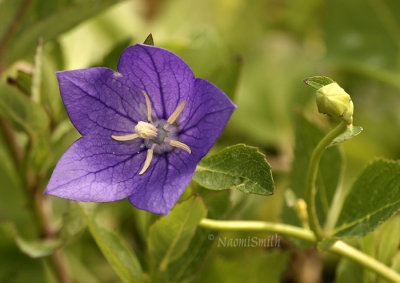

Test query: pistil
[134,121,157,139]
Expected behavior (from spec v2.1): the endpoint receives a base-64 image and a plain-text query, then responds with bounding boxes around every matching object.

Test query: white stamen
[167,100,186,125]
[139,144,155,175]
[134,121,157,139]
[168,140,191,154]
[111,133,139,141]
[142,90,152,122]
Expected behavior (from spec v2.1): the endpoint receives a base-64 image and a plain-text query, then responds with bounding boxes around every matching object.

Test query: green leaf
[31,38,43,104]
[0,81,49,134]
[79,204,143,283]
[335,215,400,283]
[26,134,51,177]
[161,228,214,282]
[3,0,124,66]
[193,144,274,196]
[200,190,231,219]
[392,252,400,273]
[283,114,342,227]
[207,56,243,101]
[7,68,32,96]
[143,33,154,46]
[328,159,400,240]
[16,237,62,258]
[303,76,335,90]
[0,222,60,258]
[335,257,364,283]
[60,201,87,243]
[376,216,400,267]
[40,42,64,123]
[328,125,363,147]
[162,191,230,282]
[147,196,207,272]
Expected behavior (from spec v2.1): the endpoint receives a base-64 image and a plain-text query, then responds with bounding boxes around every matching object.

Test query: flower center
[111,90,191,175]
[135,119,179,154]
[134,121,157,139]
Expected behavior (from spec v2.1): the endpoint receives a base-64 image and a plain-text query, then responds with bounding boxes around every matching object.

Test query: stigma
[111,90,191,175]
[134,121,157,139]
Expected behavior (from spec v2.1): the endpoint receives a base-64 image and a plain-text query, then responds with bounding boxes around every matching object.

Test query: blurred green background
[1,0,400,282]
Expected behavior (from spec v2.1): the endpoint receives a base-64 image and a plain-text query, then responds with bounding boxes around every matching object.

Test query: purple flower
[45,43,236,214]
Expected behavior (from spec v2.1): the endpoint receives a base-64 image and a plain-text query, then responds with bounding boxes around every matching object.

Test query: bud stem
[305,120,347,240]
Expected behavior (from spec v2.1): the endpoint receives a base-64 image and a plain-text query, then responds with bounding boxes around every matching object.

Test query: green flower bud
[316,82,353,124]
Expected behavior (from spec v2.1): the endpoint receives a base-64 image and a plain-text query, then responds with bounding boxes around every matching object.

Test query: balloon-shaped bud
[316,82,353,124]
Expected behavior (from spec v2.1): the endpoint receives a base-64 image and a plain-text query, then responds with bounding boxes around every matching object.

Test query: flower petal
[45,136,148,202]
[117,44,195,119]
[180,78,236,159]
[128,153,197,215]
[57,67,148,136]
[128,79,236,215]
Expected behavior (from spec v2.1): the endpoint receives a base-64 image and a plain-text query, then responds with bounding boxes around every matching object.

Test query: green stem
[330,241,400,283]
[305,120,347,240]
[199,219,400,283]
[199,219,316,242]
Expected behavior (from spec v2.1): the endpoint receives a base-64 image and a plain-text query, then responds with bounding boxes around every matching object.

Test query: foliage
[1,0,400,282]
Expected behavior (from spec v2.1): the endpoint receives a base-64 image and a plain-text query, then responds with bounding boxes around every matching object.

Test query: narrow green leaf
[207,56,243,101]
[162,191,230,282]
[376,216,400,267]
[193,144,274,196]
[0,222,61,258]
[360,232,378,283]
[147,196,207,271]
[143,33,154,46]
[335,257,364,283]
[0,81,48,134]
[392,252,400,273]
[161,228,214,282]
[7,68,32,96]
[31,38,43,104]
[16,237,62,258]
[60,201,87,243]
[328,159,400,239]
[79,204,143,283]
[4,0,124,66]
[328,125,363,147]
[132,209,160,243]
[304,76,335,90]
[335,215,400,282]
[41,42,64,122]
